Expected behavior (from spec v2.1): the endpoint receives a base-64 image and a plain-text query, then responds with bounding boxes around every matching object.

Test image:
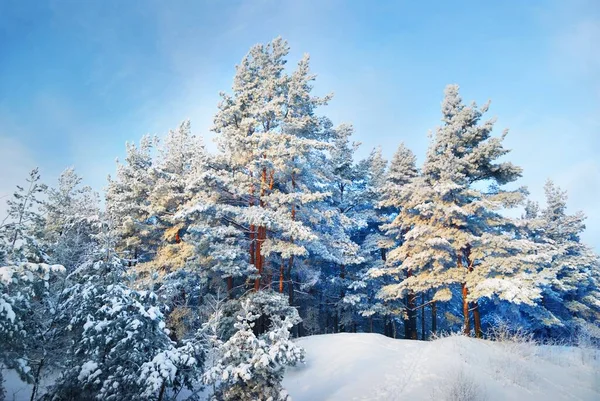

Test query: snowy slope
[283,333,600,401]
[4,333,598,400]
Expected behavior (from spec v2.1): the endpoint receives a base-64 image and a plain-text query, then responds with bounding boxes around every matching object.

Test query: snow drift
[283,333,600,401]
[4,332,599,400]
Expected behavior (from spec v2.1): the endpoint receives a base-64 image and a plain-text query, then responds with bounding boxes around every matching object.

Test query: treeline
[1,37,599,401]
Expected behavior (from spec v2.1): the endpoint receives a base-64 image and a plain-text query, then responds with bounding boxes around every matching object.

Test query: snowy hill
[283,333,600,401]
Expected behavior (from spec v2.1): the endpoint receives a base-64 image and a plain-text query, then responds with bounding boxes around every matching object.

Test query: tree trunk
[287,256,294,305]
[464,245,481,338]
[431,301,437,337]
[408,292,417,339]
[421,293,426,340]
[403,299,410,339]
[458,253,471,336]
[405,270,417,340]
[472,301,482,338]
[254,226,263,291]
[279,262,284,293]
[227,276,233,299]
[339,264,346,333]
[30,358,44,401]
[369,316,373,333]
[157,381,166,401]
[462,283,471,336]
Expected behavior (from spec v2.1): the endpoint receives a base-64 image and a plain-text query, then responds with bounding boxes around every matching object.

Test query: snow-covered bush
[204,291,304,401]
[432,370,488,401]
[487,319,537,359]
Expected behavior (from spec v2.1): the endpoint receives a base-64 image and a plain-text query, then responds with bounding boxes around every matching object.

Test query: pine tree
[42,167,100,272]
[0,262,65,400]
[538,180,600,337]
[106,135,158,267]
[46,224,203,401]
[377,85,547,339]
[203,291,304,401]
[1,168,48,263]
[207,37,359,315]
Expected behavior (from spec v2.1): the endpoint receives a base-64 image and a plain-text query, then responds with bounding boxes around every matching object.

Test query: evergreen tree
[0,262,65,400]
[42,167,100,272]
[538,180,600,337]
[46,226,203,401]
[203,291,304,401]
[106,135,158,266]
[0,168,48,263]
[377,85,546,339]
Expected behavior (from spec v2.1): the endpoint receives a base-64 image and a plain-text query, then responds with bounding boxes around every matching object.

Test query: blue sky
[1,0,599,249]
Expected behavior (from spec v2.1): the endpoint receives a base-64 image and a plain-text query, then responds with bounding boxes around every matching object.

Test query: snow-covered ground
[283,333,600,401]
[4,333,599,400]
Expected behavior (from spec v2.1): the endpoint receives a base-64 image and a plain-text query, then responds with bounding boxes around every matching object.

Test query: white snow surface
[3,333,599,400]
[283,333,600,401]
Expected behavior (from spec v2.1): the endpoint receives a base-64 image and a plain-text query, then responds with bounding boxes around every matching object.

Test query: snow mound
[283,333,600,401]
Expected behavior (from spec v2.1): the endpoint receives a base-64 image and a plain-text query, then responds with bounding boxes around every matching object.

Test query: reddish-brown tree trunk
[458,253,471,336]
[279,262,285,293]
[249,175,256,271]
[227,276,233,299]
[157,381,166,401]
[465,246,482,338]
[472,301,482,338]
[287,255,294,305]
[254,166,268,291]
[462,282,471,336]
[408,292,417,339]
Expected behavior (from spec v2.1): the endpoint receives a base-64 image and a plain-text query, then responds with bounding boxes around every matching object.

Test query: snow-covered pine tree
[140,120,205,280]
[106,135,158,268]
[208,37,359,313]
[203,291,304,401]
[537,180,600,339]
[377,85,547,339]
[316,123,367,332]
[345,146,400,334]
[46,224,204,401]
[42,167,100,272]
[1,168,48,263]
[0,171,71,400]
[135,121,212,338]
[0,262,65,400]
[368,141,423,338]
